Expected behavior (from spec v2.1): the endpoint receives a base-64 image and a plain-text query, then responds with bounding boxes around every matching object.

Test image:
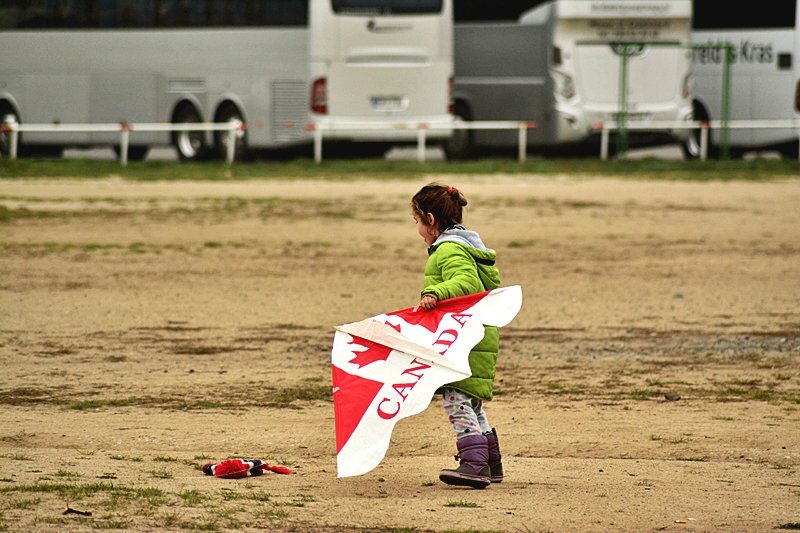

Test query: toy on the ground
[202,458,292,479]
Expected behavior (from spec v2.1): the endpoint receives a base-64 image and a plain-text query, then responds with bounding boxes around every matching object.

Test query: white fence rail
[1,121,243,165]
[3,119,799,163]
[307,120,537,163]
[596,119,800,161]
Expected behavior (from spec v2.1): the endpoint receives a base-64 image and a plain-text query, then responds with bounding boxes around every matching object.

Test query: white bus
[0,0,453,162]
[684,0,800,159]
[0,1,310,161]
[308,0,453,155]
[445,0,694,158]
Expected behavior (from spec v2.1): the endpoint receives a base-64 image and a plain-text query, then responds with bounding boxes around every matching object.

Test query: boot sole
[439,471,491,489]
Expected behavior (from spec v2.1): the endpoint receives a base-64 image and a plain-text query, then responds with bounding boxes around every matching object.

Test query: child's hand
[415,294,438,311]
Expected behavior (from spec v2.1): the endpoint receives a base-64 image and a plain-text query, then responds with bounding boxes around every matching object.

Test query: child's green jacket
[421,226,501,401]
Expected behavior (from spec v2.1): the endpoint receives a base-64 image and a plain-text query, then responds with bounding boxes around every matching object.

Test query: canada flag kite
[331,286,522,478]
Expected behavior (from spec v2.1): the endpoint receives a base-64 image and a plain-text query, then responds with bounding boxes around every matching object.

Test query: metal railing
[596,119,800,161]
[1,121,243,164]
[308,120,537,163]
[3,118,798,163]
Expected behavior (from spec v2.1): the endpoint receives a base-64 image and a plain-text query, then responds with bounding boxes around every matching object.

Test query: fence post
[700,122,709,161]
[10,127,19,160]
[417,123,427,163]
[313,125,322,163]
[600,123,610,160]
[226,126,236,165]
[517,123,527,162]
[119,121,130,166]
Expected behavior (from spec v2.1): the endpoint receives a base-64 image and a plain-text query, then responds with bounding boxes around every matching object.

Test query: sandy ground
[1,175,799,532]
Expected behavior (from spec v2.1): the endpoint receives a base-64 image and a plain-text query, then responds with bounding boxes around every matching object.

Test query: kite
[331,285,522,478]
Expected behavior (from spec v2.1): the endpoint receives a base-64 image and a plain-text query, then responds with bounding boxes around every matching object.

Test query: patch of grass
[220,490,271,503]
[507,239,537,248]
[6,497,40,510]
[630,388,659,399]
[109,454,143,462]
[282,494,316,507]
[70,398,140,410]
[1,453,32,461]
[444,500,481,508]
[2,157,799,182]
[268,385,331,404]
[148,469,173,480]
[0,481,119,500]
[254,507,290,520]
[178,489,205,506]
[777,523,800,530]
[55,470,81,478]
[439,530,514,533]
[544,382,586,395]
[92,518,132,529]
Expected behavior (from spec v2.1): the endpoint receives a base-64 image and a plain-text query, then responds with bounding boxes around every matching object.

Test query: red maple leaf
[387,291,489,332]
[347,322,401,368]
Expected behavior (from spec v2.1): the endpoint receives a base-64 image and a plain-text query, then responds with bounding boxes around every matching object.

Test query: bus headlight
[552,70,575,100]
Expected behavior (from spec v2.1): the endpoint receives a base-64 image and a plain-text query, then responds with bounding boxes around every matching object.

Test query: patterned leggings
[443,388,491,440]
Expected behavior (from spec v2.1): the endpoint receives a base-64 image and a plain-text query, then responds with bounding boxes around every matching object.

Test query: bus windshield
[331,0,443,15]
[0,1,308,29]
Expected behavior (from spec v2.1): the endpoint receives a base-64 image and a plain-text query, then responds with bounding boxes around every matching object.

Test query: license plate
[611,112,653,122]
[370,95,408,112]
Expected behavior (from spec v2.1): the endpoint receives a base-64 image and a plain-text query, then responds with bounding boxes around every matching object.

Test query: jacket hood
[433,225,492,252]
[429,225,500,290]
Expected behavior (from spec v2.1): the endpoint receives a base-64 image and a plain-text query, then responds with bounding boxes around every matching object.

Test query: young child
[411,182,504,490]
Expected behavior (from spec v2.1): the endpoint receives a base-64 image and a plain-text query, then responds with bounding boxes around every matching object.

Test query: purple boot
[439,433,491,489]
[485,428,503,483]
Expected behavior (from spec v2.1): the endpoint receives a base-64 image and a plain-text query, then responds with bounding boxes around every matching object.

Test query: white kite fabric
[331,285,523,478]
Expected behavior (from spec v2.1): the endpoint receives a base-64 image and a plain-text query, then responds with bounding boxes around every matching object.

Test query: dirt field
[1,175,799,532]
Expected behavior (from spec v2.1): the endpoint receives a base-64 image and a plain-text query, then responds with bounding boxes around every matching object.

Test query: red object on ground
[202,458,292,478]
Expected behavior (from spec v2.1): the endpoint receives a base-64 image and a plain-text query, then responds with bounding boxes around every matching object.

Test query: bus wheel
[113,145,149,162]
[172,104,207,162]
[778,142,799,160]
[443,104,474,161]
[214,105,248,161]
[0,107,20,157]
[682,102,718,160]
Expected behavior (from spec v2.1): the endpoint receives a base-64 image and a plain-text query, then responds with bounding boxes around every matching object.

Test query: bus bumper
[556,104,693,145]
[309,116,453,142]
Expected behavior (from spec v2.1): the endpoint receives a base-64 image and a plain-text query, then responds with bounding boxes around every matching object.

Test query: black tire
[113,145,149,162]
[172,104,207,162]
[443,103,474,161]
[214,104,248,161]
[778,141,799,160]
[682,101,719,160]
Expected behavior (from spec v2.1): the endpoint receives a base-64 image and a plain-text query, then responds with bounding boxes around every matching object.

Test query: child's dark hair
[411,182,468,231]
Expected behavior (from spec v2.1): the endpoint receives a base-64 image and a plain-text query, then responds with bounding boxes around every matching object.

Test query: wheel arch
[213,94,247,123]
[211,96,249,160]
[0,94,22,118]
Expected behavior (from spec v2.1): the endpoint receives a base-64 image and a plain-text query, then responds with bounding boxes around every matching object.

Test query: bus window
[331,0,443,15]
[454,0,544,22]
[693,0,796,30]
